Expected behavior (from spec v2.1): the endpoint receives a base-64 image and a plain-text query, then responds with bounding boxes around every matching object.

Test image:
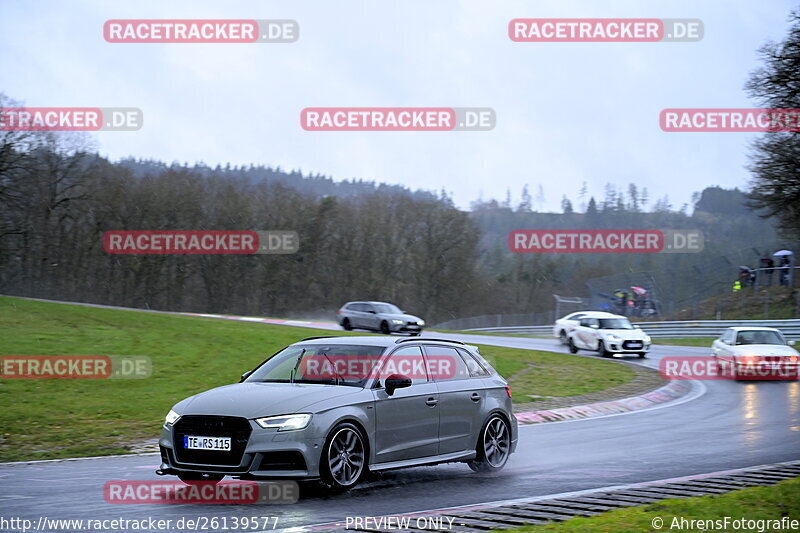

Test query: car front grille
[173,415,251,466]
[622,340,644,350]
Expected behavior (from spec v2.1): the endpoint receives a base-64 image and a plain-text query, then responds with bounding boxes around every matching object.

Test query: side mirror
[790,340,796,346]
[240,370,253,382]
[385,374,412,396]
[590,324,599,329]
[634,325,641,329]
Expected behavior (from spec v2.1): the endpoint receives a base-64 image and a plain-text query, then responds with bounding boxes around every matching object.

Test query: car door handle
[425,397,439,406]
[470,393,481,402]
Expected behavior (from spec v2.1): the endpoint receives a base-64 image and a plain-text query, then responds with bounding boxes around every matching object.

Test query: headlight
[607,334,622,342]
[418,320,425,326]
[392,319,404,325]
[644,335,651,343]
[255,413,311,431]
[164,409,181,426]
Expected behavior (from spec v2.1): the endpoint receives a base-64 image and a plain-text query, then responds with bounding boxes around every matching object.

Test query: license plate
[627,342,642,348]
[183,435,231,451]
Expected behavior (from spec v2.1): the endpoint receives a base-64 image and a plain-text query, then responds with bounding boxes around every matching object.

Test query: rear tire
[380,321,391,335]
[342,318,352,331]
[568,338,578,354]
[468,415,511,473]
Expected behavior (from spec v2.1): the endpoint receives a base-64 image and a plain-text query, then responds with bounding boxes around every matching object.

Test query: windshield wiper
[290,349,306,384]
[318,351,344,386]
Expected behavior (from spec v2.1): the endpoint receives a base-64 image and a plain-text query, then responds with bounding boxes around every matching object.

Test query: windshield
[245,344,386,387]
[598,318,634,330]
[373,303,402,314]
[735,330,787,345]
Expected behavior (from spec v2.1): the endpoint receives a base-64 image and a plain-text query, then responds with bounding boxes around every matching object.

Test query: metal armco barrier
[462,319,800,339]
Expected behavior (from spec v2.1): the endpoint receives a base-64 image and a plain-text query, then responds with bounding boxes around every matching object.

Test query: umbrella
[774,250,794,256]
[631,286,647,295]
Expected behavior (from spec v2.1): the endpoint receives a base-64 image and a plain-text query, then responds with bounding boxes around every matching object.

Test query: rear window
[457,348,490,377]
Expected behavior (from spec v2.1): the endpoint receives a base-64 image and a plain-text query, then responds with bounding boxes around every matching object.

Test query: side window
[425,346,470,381]
[381,346,427,384]
[579,318,590,327]
[457,348,489,377]
[571,313,585,321]
[362,304,374,314]
[720,329,732,343]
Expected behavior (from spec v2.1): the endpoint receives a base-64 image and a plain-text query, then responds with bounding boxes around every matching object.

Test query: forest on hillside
[1,102,797,323]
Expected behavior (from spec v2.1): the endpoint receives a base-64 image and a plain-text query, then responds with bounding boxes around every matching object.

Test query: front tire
[598,340,611,358]
[380,321,391,335]
[320,423,367,491]
[469,415,511,473]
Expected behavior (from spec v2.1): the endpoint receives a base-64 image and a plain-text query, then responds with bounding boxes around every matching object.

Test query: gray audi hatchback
[158,336,517,490]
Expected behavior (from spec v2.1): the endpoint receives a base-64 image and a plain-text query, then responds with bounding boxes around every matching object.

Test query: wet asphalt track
[1,323,799,531]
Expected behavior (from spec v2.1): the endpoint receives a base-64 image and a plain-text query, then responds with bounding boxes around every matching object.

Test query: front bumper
[160,418,325,479]
[391,322,423,333]
[734,362,799,379]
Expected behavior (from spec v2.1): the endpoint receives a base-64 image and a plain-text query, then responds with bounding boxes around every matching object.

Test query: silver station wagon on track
[157,336,517,490]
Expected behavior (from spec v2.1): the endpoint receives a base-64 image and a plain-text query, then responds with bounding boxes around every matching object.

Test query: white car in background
[567,313,651,358]
[553,311,610,344]
[712,327,799,380]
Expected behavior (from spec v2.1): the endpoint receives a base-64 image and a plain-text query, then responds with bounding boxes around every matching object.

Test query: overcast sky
[0,0,794,211]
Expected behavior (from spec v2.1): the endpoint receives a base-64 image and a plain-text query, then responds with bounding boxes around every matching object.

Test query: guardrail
[462,319,800,339]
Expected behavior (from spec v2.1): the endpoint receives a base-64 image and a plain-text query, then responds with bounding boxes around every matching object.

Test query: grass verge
[651,337,715,347]
[493,477,800,533]
[0,296,633,461]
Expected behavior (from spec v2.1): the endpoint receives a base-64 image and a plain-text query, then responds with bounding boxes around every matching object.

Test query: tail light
[336,310,343,314]
[505,386,512,398]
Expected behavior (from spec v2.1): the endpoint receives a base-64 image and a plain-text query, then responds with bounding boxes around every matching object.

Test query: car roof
[292,335,471,349]
[569,311,620,318]
[294,335,395,347]
[728,327,782,333]
[344,301,395,306]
